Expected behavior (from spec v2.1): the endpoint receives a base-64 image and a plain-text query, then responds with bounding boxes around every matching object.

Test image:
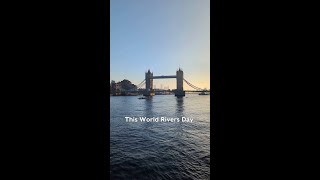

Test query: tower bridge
[144,68,185,96]
[143,68,209,97]
[116,68,209,97]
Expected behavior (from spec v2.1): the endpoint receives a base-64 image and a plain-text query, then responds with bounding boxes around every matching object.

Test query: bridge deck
[125,90,209,93]
[185,90,210,92]
[151,75,176,79]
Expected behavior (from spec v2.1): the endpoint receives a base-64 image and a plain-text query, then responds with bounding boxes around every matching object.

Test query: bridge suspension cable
[136,79,145,89]
[183,78,206,91]
[136,79,145,86]
[124,79,145,91]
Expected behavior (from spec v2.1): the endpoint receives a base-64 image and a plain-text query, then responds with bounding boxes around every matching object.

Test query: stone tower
[145,69,153,91]
[144,69,155,96]
[175,68,185,96]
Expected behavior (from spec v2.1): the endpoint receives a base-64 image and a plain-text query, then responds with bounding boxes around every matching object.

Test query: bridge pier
[143,90,155,96]
[174,89,185,97]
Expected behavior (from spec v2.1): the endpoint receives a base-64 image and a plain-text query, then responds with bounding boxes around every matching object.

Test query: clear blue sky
[110,0,210,90]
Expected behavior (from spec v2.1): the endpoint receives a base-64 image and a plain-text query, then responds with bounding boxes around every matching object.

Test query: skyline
[110,0,210,90]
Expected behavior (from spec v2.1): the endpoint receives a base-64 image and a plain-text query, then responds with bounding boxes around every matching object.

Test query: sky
[110,0,210,90]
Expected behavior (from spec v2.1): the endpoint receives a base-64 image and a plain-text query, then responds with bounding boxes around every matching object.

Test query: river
[110,94,210,179]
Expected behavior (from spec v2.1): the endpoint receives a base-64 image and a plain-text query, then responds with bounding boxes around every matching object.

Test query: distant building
[110,79,137,96]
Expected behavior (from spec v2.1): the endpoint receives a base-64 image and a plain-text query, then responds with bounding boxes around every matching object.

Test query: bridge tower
[175,68,185,96]
[144,69,155,96]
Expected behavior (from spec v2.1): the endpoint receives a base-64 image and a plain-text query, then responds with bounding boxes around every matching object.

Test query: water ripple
[110,94,210,179]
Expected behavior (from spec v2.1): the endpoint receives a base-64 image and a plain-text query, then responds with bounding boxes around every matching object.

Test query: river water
[110,94,210,179]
